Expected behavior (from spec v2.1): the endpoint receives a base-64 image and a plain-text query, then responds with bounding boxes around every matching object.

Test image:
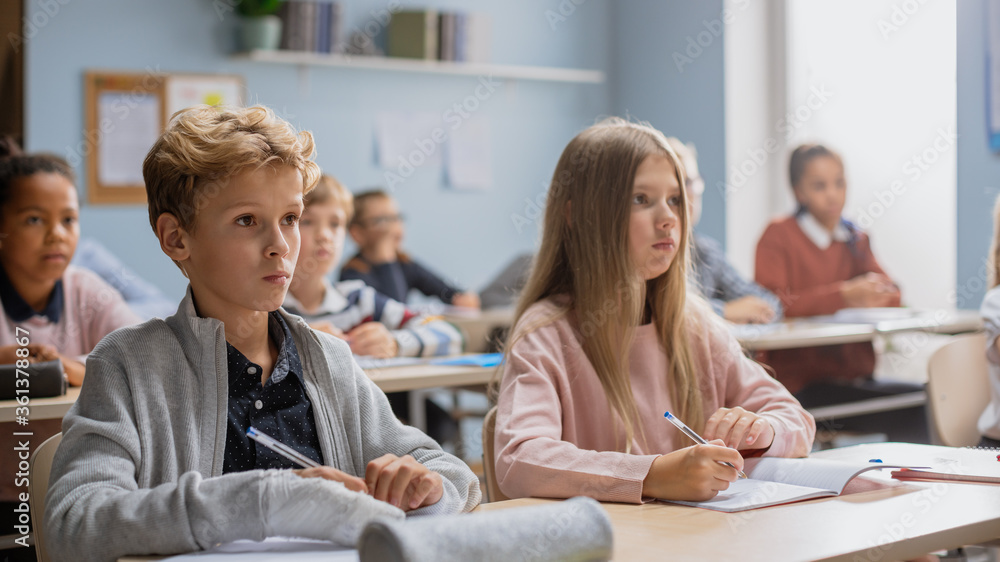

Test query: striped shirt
[283,279,463,357]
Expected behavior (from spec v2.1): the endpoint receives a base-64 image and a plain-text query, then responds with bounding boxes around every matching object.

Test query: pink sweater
[0,265,141,502]
[495,297,816,504]
[0,266,141,359]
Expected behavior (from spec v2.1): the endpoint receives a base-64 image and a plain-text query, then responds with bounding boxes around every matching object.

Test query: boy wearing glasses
[665,138,782,325]
[284,178,463,443]
[341,190,480,309]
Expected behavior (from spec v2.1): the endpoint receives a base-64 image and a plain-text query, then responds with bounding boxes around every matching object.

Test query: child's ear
[348,223,365,244]
[787,184,802,205]
[156,213,191,262]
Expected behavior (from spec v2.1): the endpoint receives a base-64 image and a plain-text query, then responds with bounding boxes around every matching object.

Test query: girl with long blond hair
[493,118,815,503]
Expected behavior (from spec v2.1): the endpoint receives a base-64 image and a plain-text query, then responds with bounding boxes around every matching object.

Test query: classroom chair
[926,332,991,447]
[482,406,509,503]
[29,432,61,562]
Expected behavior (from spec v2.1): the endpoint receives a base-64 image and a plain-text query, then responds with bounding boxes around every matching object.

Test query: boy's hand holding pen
[249,427,442,511]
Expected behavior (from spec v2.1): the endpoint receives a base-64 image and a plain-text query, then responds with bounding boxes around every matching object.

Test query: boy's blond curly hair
[306,174,354,222]
[143,105,321,235]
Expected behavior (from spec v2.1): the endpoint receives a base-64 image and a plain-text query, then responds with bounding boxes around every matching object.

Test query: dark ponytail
[0,153,76,212]
[0,135,24,160]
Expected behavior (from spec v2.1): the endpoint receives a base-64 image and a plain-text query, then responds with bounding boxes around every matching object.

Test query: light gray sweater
[44,289,481,562]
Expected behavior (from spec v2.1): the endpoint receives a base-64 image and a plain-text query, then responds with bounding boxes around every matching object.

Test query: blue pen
[247,426,321,469]
[664,411,748,479]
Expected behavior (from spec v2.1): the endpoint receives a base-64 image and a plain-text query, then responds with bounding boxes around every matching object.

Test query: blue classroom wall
[611,0,727,245]
[24,0,612,302]
[957,0,999,309]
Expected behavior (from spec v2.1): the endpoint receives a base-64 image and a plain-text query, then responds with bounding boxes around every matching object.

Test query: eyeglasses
[685,176,705,195]
[358,214,404,229]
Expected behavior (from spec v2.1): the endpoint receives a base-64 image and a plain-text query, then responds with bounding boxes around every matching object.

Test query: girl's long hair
[502,117,704,452]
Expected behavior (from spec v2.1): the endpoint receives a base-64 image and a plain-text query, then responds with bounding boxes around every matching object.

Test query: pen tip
[664,411,672,419]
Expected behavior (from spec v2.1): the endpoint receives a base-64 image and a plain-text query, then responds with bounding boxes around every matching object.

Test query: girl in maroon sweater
[754,145,924,442]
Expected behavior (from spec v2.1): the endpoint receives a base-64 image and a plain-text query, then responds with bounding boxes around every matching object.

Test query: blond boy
[44,106,480,562]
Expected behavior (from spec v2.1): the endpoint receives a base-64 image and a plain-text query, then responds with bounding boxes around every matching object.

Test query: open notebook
[663,457,920,512]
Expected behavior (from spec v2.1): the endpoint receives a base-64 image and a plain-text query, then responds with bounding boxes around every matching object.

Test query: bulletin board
[84,71,244,205]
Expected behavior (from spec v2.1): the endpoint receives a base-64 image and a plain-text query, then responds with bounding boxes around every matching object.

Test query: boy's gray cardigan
[44,289,481,562]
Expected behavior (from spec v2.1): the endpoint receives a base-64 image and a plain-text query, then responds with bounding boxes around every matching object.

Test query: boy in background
[665,138,782,324]
[284,175,462,442]
[340,189,480,309]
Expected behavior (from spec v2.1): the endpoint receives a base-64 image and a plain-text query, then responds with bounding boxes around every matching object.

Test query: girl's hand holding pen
[642,442,745,502]
[366,453,444,511]
[703,406,775,451]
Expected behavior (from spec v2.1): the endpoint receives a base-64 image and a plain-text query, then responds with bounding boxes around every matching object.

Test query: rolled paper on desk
[357,496,613,562]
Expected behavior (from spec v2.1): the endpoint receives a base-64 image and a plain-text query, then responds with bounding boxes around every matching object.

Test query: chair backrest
[926,333,991,447]
[30,432,62,562]
[482,406,509,502]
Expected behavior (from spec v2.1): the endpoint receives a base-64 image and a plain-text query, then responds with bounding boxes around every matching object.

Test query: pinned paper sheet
[446,117,492,191]
[166,75,244,115]
[375,112,444,171]
[97,92,161,186]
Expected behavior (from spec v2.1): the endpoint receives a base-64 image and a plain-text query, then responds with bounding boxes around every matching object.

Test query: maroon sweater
[754,216,900,393]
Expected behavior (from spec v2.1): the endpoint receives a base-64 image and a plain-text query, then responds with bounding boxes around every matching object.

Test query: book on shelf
[316,2,330,53]
[662,457,921,512]
[388,10,439,60]
[277,1,343,54]
[388,10,491,63]
[463,12,492,63]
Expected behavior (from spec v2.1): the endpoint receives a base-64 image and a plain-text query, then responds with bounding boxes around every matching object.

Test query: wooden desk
[732,321,875,351]
[364,363,495,394]
[117,443,1000,561]
[0,386,80,423]
[445,307,514,353]
[733,309,982,352]
[481,443,1000,561]
[808,308,983,337]
[365,362,495,433]
[0,363,493,428]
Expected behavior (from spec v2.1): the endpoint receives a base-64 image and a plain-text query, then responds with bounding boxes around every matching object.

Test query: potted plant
[237,0,284,52]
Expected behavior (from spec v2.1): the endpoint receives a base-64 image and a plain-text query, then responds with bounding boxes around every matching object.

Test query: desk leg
[409,389,428,433]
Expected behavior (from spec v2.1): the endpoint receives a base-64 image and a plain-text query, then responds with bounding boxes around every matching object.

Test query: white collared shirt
[283,278,350,317]
[796,212,850,250]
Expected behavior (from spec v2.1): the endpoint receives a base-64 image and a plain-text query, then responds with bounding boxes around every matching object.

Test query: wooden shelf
[232,49,605,84]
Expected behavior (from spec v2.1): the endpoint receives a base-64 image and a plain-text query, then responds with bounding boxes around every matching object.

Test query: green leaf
[237,0,284,18]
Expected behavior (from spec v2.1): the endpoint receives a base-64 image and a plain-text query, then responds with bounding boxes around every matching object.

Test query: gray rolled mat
[357,496,614,562]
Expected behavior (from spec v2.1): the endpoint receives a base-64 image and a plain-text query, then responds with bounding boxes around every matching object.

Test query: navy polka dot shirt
[223,312,323,473]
